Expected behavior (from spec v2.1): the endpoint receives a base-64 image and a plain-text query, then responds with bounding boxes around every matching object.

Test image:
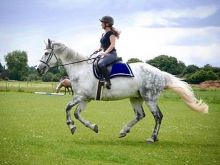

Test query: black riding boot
[100,67,111,89]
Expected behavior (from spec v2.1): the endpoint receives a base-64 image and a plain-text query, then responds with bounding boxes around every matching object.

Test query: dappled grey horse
[37,39,208,143]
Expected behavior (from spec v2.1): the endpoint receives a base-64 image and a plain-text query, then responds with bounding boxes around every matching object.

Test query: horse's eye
[45,52,49,56]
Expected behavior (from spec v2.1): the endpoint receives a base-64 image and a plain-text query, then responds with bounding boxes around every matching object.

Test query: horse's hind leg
[119,97,145,138]
[146,101,163,143]
[74,101,98,133]
[70,87,74,95]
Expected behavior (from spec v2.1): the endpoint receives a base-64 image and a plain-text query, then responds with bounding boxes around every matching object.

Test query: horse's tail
[164,72,208,113]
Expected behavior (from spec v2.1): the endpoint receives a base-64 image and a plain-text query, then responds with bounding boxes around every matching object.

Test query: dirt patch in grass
[200,80,220,89]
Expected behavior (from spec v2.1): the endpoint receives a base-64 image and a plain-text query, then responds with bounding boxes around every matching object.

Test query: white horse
[37,39,208,143]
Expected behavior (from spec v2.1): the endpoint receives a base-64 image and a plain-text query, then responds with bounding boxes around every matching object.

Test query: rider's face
[101,22,105,29]
[101,22,109,29]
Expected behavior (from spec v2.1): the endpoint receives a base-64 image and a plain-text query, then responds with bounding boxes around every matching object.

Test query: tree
[212,67,220,79]
[202,64,220,77]
[0,62,9,80]
[42,72,53,82]
[202,64,213,71]
[40,66,67,82]
[5,50,28,80]
[181,64,200,79]
[127,58,143,63]
[177,61,186,75]
[147,55,186,75]
[182,65,200,75]
[201,64,220,80]
[0,62,4,73]
[26,66,40,81]
[188,70,218,84]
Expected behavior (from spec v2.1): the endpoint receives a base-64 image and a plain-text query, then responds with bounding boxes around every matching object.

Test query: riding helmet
[100,16,114,26]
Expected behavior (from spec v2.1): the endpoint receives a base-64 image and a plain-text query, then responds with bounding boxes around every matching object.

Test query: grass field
[0,81,57,93]
[0,82,219,164]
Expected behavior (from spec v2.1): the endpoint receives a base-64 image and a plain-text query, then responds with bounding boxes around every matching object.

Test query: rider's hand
[93,48,102,54]
[93,50,99,54]
[99,52,106,58]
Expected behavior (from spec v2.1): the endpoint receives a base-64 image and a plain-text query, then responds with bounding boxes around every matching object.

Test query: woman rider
[96,16,120,89]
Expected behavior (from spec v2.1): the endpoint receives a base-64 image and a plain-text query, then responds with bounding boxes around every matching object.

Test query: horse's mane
[52,42,86,61]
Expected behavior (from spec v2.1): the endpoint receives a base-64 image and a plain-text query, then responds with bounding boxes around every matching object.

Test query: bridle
[40,47,98,69]
[40,48,59,68]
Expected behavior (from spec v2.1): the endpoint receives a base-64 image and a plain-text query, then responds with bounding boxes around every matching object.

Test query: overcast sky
[0,0,220,67]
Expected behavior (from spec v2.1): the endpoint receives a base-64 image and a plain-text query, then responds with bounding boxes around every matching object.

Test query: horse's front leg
[66,87,71,95]
[74,101,98,133]
[64,87,67,95]
[70,87,74,95]
[65,95,83,134]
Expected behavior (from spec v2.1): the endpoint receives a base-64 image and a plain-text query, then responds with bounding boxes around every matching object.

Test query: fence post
[5,81,8,91]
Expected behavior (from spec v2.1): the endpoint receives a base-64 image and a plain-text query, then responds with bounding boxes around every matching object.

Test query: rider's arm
[94,46,103,54]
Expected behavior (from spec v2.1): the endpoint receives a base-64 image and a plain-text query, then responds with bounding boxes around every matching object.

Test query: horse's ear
[48,39,52,48]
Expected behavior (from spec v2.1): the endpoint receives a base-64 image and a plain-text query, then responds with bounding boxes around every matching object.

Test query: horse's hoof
[70,126,76,134]
[146,137,155,144]
[93,124,98,133]
[119,132,127,138]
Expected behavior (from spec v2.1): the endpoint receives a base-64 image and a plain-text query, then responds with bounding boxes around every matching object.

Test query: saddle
[93,57,134,80]
[93,57,134,100]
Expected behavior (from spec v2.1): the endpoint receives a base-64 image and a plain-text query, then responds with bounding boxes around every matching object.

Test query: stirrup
[105,81,111,89]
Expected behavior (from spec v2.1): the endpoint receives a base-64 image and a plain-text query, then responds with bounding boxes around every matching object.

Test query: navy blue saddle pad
[93,62,134,80]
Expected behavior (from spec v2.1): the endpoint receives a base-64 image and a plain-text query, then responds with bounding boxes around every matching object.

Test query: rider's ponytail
[111,27,121,39]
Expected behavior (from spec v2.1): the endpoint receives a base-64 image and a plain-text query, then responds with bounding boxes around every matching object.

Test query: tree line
[128,56,220,84]
[0,50,66,82]
[0,50,219,84]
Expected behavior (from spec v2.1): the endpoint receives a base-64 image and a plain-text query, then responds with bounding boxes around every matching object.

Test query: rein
[41,48,99,69]
[49,56,97,69]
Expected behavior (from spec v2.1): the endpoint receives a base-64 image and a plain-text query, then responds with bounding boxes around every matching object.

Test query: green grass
[0,88,219,164]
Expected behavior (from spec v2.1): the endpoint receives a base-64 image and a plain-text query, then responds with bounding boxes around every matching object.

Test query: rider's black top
[100,31,116,52]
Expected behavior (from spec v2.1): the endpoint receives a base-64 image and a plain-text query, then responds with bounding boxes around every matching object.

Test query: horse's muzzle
[37,68,42,76]
[37,65,47,76]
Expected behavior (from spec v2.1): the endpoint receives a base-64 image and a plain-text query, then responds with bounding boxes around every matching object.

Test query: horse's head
[37,39,58,75]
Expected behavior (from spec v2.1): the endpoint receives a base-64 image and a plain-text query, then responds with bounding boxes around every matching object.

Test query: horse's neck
[64,61,92,79]
[57,48,92,81]
[56,82,62,89]
[58,47,86,64]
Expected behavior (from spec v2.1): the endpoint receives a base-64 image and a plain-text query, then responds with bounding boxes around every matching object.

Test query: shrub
[188,70,218,84]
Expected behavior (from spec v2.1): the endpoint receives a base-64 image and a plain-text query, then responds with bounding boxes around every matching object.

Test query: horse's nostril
[37,68,42,75]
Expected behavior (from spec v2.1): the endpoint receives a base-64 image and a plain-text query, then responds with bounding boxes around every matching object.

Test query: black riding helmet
[100,16,114,26]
